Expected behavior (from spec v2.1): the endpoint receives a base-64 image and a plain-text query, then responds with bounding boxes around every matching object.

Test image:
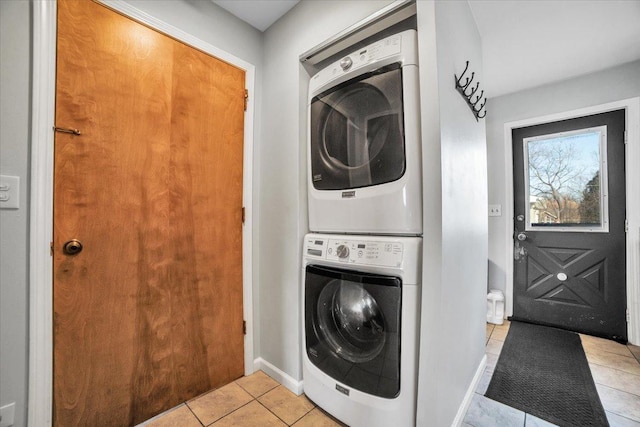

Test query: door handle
[517,232,527,241]
[63,239,83,255]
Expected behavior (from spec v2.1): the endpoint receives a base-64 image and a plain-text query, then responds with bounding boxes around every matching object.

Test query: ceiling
[212,0,300,32]
[214,0,640,98]
[469,0,640,97]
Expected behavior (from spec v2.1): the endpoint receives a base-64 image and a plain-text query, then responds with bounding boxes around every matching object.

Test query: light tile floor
[138,322,640,427]
[463,320,640,427]
[137,370,346,427]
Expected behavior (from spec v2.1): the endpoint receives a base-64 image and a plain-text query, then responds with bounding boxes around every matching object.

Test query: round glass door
[316,279,387,363]
[310,63,405,190]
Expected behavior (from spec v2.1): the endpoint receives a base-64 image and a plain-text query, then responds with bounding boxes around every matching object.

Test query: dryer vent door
[310,63,406,191]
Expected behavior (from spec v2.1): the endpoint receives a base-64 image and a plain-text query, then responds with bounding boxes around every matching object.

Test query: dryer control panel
[304,235,403,267]
[309,31,407,96]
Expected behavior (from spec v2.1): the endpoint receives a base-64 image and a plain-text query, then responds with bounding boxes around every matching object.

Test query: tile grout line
[253,398,294,426]
[587,360,640,378]
[583,347,636,359]
[602,405,640,424]
[191,397,257,427]
[235,381,280,400]
[605,410,640,425]
[184,402,206,427]
[587,360,640,377]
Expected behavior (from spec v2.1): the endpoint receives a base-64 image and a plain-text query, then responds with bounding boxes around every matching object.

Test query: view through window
[524,126,608,231]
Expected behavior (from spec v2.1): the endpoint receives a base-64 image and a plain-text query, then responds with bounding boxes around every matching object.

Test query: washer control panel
[304,235,403,267]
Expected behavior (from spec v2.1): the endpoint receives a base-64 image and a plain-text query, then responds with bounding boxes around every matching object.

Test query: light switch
[488,204,502,217]
[0,175,19,209]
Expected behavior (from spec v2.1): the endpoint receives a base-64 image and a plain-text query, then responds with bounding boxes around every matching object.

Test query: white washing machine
[307,30,422,235]
[302,233,421,427]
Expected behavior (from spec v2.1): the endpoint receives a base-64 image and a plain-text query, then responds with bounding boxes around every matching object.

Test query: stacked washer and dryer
[302,30,423,427]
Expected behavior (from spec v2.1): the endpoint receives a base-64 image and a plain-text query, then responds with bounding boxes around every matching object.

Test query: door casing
[29,1,256,425]
[503,98,640,345]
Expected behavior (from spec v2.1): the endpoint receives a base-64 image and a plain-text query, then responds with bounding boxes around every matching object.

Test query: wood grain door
[512,110,626,342]
[53,1,246,425]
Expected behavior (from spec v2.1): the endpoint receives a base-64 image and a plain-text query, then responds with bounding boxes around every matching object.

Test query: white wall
[258,0,396,385]
[486,60,640,299]
[121,0,263,64]
[416,2,488,425]
[0,2,31,426]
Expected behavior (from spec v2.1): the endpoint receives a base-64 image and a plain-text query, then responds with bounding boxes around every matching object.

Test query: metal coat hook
[454,61,487,121]
[456,61,470,87]
[466,81,480,97]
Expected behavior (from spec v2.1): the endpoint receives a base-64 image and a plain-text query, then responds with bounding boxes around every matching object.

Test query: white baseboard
[254,358,304,396]
[451,354,487,427]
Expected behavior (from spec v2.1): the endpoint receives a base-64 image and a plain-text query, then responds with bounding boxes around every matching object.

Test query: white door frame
[503,97,640,345]
[29,1,256,425]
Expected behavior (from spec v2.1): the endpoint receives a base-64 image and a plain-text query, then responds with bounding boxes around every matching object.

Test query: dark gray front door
[512,109,627,342]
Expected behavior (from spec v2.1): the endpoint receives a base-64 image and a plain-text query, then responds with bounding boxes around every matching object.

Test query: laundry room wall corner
[260,0,396,391]
[416,1,488,426]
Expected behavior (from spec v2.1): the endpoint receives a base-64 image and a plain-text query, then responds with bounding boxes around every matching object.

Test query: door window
[523,126,609,232]
[310,63,405,190]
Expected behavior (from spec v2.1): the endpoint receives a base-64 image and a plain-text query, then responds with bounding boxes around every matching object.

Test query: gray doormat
[485,321,609,427]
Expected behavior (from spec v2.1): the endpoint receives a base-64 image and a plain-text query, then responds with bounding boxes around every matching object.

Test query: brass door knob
[63,239,83,255]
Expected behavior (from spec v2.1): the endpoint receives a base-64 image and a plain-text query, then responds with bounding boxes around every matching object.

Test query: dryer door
[305,264,401,398]
[310,63,405,191]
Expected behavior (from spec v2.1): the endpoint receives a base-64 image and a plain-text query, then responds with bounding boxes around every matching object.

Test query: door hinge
[624,130,628,144]
[244,89,248,112]
[50,241,54,256]
[625,219,629,233]
[243,320,247,335]
[627,308,630,323]
[242,207,245,224]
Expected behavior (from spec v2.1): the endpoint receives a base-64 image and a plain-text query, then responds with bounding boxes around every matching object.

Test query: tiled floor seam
[591,364,640,384]
[236,386,274,399]
[187,397,256,427]
[588,361,640,377]
[608,411,640,425]
[604,406,640,424]
[595,383,640,399]
[184,403,206,427]
[253,397,315,426]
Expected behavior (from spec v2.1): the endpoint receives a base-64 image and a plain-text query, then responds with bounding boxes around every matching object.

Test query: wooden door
[53,0,246,424]
[512,110,626,342]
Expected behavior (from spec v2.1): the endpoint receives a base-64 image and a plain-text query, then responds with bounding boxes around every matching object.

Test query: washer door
[317,279,386,363]
[305,265,401,398]
[309,63,405,191]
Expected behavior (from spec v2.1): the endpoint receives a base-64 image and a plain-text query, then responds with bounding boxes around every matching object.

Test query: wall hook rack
[455,61,486,121]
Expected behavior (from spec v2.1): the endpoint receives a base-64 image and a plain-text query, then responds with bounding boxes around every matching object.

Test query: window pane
[526,129,604,228]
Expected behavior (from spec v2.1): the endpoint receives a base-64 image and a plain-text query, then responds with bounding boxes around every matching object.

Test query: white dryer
[302,233,421,427]
[307,30,422,235]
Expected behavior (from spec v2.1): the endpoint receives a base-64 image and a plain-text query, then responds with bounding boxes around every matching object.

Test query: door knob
[517,232,527,241]
[63,239,83,255]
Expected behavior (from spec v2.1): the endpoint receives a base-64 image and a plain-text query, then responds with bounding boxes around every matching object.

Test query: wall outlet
[0,402,15,427]
[488,204,502,217]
